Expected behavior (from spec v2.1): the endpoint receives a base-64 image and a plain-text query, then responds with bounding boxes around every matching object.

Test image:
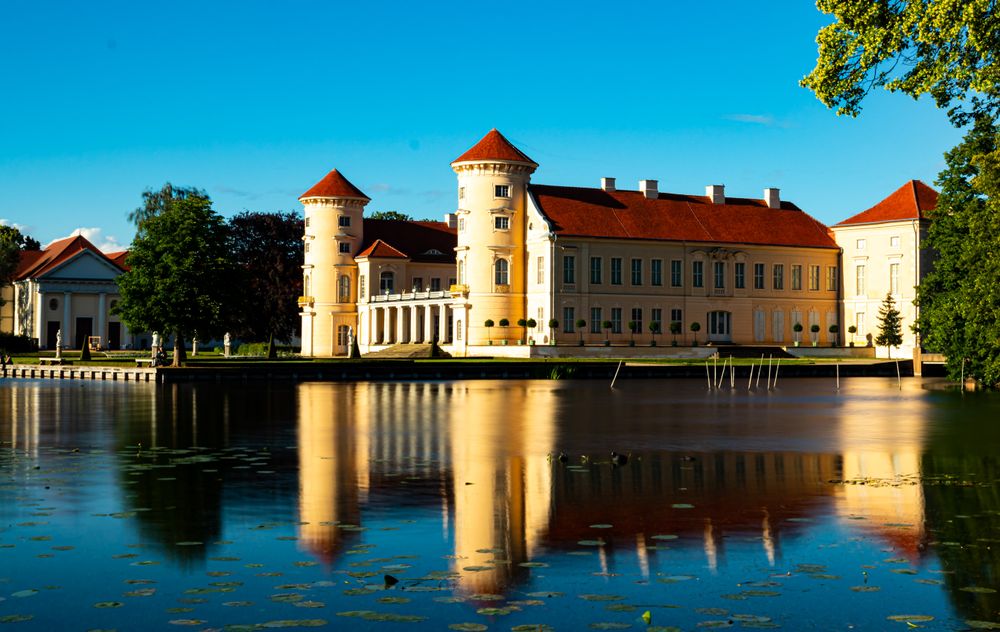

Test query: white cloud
[725,113,776,126]
[56,227,127,254]
[0,218,31,233]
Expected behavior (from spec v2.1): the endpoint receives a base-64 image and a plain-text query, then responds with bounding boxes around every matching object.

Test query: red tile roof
[356,239,408,259]
[835,180,937,226]
[14,235,126,281]
[106,251,130,271]
[452,129,537,166]
[530,186,838,249]
[299,169,370,201]
[357,220,457,263]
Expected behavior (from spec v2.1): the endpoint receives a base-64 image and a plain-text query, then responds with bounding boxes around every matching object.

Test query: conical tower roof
[452,129,537,166]
[299,169,370,201]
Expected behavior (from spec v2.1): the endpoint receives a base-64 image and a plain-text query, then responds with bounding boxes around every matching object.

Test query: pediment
[43,250,122,281]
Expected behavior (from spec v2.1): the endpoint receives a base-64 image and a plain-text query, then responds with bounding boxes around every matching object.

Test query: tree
[649,320,661,345]
[801,0,1000,127]
[367,211,412,221]
[115,189,238,366]
[602,320,613,343]
[690,321,701,345]
[228,211,303,357]
[484,319,494,344]
[876,293,904,358]
[627,320,638,344]
[575,318,587,345]
[669,321,682,345]
[128,183,208,228]
[917,118,1000,384]
[0,226,40,307]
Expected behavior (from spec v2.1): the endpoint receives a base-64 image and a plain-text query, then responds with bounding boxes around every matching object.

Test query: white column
[62,292,72,349]
[395,306,405,344]
[97,293,107,348]
[409,306,419,343]
[423,306,433,343]
[438,304,449,343]
[382,307,392,344]
[33,286,44,344]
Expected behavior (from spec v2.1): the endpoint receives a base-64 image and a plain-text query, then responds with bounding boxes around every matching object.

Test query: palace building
[298,129,936,358]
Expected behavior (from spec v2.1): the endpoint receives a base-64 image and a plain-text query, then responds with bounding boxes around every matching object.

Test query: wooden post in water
[836,362,840,390]
[730,356,735,388]
[895,358,901,390]
[748,360,755,390]
[610,359,624,389]
[766,355,772,390]
[756,354,764,388]
[717,357,726,389]
[705,359,712,389]
[773,358,781,389]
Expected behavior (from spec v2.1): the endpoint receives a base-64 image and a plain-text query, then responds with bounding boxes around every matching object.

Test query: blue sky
[0,1,962,251]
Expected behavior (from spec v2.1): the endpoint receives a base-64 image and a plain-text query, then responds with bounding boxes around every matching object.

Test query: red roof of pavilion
[14,235,126,281]
[835,180,937,226]
[452,129,536,166]
[356,220,457,263]
[299,169,370,201]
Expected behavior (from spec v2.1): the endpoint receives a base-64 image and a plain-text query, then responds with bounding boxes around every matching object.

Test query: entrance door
[46,321,61,350]
[708,311,732,343]
[336,325,350,356]
[108,322,121,350]
[75,317,93,350]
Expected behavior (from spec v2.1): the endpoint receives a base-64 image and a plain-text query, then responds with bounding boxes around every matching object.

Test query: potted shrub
[690,322,701,346]
[602,320,613,346]
[499,318,510,345]
[810,323,820,346]
[847,325,857,347]
[517,318,528,344]
[575,319,587,346]
[649,320,661,346]
[793,322,804,346]
[526,318,537,344]
[627,321,638,346]
[484,319,494,345]
[829,324,839,347]
[548,318,559,345]
[669,321,681,346]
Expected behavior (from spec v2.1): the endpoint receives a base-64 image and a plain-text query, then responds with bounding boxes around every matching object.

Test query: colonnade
[359,301,453,347]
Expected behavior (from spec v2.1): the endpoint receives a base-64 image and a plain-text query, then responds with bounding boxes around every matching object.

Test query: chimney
[601,177,616,192]
[640,179,658,200]
[764,187,781,209]
[443,212,457,228]
[706,184,725,205]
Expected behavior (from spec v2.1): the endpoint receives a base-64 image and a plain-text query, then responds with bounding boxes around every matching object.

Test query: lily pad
[886,615,934,622]
[447,625,487,631]
[93,601,124,608]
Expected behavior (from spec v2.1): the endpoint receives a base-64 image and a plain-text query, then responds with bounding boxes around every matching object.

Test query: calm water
[1,377,1000,631]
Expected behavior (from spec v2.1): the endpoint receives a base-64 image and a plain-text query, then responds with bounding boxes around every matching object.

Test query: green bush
[236,342,270,356]
[0,334,38,353]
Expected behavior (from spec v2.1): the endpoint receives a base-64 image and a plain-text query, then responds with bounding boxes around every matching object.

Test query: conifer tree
[875,293,903,359]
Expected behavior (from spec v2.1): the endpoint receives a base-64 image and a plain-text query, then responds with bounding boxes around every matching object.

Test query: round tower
[299,169,369,357]
[451,129,537,345]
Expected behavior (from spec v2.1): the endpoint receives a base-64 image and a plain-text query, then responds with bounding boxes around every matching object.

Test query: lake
[1,377,999,630]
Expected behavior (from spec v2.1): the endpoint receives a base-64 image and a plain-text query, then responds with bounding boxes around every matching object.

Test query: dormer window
[339,216,351,227]
[423,248,444,255]
[494,216,510,230]
[495,184,510,198]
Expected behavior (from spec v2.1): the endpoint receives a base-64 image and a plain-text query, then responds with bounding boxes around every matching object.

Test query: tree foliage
[917,118,1000,385]
[115,190,237,366]
[129,183,209,228]
[801,0,1000,127]
[228,211,303,347]
[875,293,904,357]
[0,226,40,307]
[367,210,412,221]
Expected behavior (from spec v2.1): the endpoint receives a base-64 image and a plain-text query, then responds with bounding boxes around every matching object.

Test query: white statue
[224,332,232,357]
[151,331,160,358]
[347,326,354,353]
[55,329,62,359]
[191,334,198,357]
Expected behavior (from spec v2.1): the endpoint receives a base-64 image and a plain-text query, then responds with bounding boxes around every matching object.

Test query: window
[753,309,766,342]
[611,308,622,333]
[430,277,441,291]
[791,265,802,290]
[458,218,465,232]
[631,258,642,285]
[339,216,351,227]
[359,275,365,298]
[651,259,663,286]
[590,257,602,284]
[563,255,576,284]
[773,264,784,290]
[630,308,642,334]
[495,184,510,198]
[448,277,456,286]
[772,310,785,342]
[536,256,544,284]
[670,260,682,287]
[826,266,837,291]
[339,242,350,254]
[305,217,310,227]
[809,265,820,291]
[494,216,510,230]
[890,262,900,294]
[890,235,900,248]
[611,258,623,285]
[735,262,745,289]
[304,242,310,254]
[856,265,866,295]
[338,275,350,302]
[538,307,544,330]
[591,307,602,333]
[692,261,704,288]
[456,320,462,341]
[753,263,765,289]
[411,277,423,291]
[563,307,575,333]
[459,186,465,200]
[856,312,865,336]
[458,261,464,284]
[651,308,662,332]
[670,308,682,327]
[495,259,509,285]
[379,271,394,293]
[857,238,867,250]
[713,261,725,289]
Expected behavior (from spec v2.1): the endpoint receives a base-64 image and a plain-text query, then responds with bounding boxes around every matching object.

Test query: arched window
[338,275,350,303]
[494,259,509,286]
[303,274,310,297]
[380,271,395,293]
[458,260,465,285]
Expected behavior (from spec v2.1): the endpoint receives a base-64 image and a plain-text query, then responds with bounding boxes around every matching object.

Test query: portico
[359,292,455,347]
